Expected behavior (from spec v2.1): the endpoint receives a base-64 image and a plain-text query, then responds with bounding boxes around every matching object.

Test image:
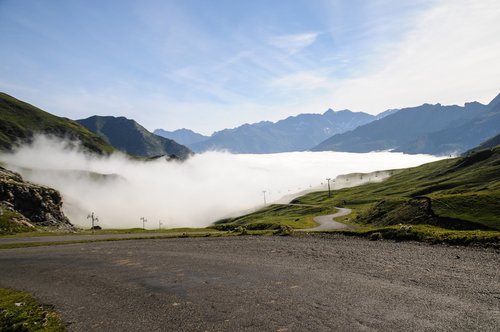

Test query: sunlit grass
[0,288,66,331]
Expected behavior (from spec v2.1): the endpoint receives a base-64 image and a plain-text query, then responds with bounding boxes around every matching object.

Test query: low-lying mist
[0,136,444,229]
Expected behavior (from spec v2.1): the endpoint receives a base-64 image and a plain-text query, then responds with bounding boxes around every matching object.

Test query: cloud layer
[0,136,443,229]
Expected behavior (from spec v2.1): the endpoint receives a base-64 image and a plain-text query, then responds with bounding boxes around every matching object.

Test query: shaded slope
[0,92,114,154]
[77,116,192,159]
[312,101,488,154]
[398,96,500,154]
[466,133,500,154]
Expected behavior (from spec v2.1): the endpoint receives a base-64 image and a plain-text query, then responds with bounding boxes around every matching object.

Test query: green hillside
[0,92,114,154]
[217,146,500,243]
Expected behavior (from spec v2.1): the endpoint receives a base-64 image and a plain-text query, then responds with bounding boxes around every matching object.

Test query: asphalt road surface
[0,236,499,331]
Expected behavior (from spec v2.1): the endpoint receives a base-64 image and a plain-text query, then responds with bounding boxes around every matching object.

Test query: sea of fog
[0,136,445,229]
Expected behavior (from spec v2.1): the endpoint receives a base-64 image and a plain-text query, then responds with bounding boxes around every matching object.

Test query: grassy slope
[0,92,114,154]
[0,288,66,331]
[214,204,330,230]
[216,146,500,244]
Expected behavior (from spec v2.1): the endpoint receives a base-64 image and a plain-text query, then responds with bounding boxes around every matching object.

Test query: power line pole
[140,217,147,230]
[87,212,99,234]
[262,190,267,205]
[158,220,163,230]
[326,178,332,198]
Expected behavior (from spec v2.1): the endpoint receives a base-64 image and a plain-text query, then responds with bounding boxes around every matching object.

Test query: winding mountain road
[301,207,353,231]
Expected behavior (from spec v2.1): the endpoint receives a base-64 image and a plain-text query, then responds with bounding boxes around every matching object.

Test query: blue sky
[1,0,499,134]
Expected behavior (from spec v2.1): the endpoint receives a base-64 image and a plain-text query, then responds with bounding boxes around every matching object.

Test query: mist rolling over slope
[0,136,443,229]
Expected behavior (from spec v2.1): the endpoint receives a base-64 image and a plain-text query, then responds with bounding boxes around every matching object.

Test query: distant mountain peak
[183,109,376,153]
[154,128,209,146]
[487,92,500,108]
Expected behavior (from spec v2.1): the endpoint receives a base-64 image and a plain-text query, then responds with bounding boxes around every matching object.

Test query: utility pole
[87,212,99,234]
[158,220,163,230]
[326,178,332,198]
[140,217,147,230]
[262,190,267,205]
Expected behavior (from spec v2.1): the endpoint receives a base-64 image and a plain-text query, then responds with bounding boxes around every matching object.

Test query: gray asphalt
[0,236,499,331]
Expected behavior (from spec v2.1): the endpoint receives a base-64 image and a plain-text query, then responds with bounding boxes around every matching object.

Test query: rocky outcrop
[0,166,74,232]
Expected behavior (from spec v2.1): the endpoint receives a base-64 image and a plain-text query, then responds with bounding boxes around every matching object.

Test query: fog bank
[0,136,444,229]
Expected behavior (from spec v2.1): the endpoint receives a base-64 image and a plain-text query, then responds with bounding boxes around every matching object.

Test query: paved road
[301,207,353,231]
[0,236,498,331]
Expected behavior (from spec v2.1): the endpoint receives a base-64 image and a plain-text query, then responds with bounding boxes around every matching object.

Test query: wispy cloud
[328,0,500,113]
[271,72,330,91]
[270,32,320,54]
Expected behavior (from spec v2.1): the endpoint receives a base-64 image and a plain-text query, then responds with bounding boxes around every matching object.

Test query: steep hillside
[188,109,376,153]
[154,128,209,146]
[77,116,192,159]
[312,95,499,155]
[0,92,114,154]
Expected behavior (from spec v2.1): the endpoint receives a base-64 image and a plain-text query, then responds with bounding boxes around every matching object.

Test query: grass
[334,225,500,248]
[0,205,34,235]
[0,288,66,331]
[216,146,500,246]
[213,203,331,231]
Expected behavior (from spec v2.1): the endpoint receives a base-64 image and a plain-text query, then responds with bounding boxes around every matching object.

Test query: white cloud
[0,136,442,229]
[329,0,500,113]
[270,32,320,54]
[271,72,330,91]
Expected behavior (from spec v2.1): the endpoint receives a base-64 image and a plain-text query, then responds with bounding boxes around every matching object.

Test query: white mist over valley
[0,136,444,229]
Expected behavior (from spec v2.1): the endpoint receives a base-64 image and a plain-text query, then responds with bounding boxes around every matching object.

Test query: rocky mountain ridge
[77,115,192,159]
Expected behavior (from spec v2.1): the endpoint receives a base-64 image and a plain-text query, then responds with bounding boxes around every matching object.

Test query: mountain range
[155,109,381,153]
[77,116,192,159]
[154,128,209,146]
[313,93,500,155]
[0,92,191,159]
[2,91,499,157]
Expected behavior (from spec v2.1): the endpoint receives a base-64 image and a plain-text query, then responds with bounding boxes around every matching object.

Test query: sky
[1,0,500,135]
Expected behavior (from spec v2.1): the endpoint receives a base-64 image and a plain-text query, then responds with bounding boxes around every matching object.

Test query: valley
[2,1,500,330]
